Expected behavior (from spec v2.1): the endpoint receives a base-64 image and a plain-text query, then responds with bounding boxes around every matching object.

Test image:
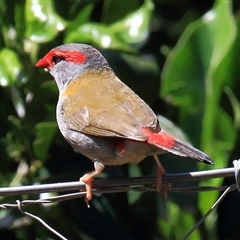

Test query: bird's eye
[52,55,65,65]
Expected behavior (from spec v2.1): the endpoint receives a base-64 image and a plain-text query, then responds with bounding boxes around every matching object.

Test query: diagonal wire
[16,200,68,240]
[182,184,237,240]
[181,160,240,239]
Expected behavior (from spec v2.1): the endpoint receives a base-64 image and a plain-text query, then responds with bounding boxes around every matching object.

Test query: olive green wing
[61,73,160,141]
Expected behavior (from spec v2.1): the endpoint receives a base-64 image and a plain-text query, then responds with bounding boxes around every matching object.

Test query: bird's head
[36,43,110,91]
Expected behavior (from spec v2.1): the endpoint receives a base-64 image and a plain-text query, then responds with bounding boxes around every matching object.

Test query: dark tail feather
[169,138,214,165]
[146,129,214,165]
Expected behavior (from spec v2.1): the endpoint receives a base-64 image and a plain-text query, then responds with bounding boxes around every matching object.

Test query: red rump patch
[142,128,175,149]
[112,138,126,155]
[35,50,87,68]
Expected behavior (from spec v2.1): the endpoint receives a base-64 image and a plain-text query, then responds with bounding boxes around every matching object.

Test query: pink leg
[80,161,104,207]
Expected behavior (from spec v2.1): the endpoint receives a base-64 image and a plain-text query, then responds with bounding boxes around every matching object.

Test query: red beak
[35,57,49,68]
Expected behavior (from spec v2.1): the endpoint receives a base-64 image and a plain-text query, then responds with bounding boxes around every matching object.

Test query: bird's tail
[144,129,214,165]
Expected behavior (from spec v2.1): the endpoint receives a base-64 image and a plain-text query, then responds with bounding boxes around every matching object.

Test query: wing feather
[60,70,160,141]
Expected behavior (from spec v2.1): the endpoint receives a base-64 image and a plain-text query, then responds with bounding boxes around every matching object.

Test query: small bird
[36,43,214,202]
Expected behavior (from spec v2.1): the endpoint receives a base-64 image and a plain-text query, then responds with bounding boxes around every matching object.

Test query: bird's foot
[80,161,105,207]
[80,174,93,208]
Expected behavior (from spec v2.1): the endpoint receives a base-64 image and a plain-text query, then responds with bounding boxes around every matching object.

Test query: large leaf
[161,0,237,164]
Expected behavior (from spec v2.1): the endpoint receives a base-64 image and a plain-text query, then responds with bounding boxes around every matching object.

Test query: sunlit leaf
[25,0,66,43]
[110,0,154,46]
[65,0,153,50]
[0,48,23,87]
[65,23,128,50]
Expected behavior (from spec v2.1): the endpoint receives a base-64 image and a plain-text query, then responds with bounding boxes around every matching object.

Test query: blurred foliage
[0,0,240,239]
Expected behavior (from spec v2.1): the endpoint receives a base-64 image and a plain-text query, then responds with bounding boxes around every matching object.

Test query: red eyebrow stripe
[53,50,87,64]
[36,50,87,68]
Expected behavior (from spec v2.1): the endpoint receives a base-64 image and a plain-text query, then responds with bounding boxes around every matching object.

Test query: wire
[0,167,235,197]
[182,184,237,240]
[0,165,237,240]
[16,200,68,240]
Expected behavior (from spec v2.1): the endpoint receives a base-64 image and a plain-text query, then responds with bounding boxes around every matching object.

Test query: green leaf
[67,3,94,33]
[0,48,23,87]
[110,0,154,46]
[201,0,237,157]
[101,0,140,24]
[158,201,200,239]
[65,23,129,50]
[33,122,57,161]
[103,51,160,104]
[25,0,66,43]
[161,0,237,163]
[224,87,240,129]
[65,0,153,50]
